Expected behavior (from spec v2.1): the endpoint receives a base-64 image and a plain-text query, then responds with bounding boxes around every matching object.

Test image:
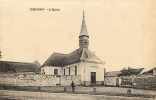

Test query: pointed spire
[80,10,89,37]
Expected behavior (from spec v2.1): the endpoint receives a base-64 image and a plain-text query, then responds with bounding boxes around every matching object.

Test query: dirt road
[0,90,155,100]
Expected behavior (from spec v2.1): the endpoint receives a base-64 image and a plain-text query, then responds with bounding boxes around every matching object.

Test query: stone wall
[0,73,81,86]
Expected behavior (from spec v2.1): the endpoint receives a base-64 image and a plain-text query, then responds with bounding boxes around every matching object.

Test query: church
[41,11,106,86]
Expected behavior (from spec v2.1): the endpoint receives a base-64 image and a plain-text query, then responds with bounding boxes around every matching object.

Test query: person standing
[71,81,75,93]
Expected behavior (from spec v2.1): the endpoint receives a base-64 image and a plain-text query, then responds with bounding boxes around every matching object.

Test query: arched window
[54,69,58,75]
[75,66,77,76]
[64,69,65,75]
[69,67,70,75]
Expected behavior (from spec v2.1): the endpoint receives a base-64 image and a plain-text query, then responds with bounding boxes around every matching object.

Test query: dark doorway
[91,72,96,84]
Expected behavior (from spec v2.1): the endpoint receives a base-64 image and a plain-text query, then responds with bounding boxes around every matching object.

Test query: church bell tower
[79,10,89,49]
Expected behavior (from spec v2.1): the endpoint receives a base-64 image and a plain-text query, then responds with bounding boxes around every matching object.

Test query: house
[104,71,121,86]
[104,67,144,87]
[41,11,105,86]
[132,67,156,89]
[119,67,144,87]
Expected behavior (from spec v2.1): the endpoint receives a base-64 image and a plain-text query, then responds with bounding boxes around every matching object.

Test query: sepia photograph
[0,0,156,100]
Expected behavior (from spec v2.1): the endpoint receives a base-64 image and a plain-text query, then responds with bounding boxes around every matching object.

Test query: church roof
[42,48,104,67]
[42,49,82,67]
[79,10,89,37]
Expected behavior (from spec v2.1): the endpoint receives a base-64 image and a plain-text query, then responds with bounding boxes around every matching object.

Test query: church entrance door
[91,72,96,85]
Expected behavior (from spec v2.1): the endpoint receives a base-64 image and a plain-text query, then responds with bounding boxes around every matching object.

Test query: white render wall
[80,62,105,82]
[41,63,81,76]
[41,66,62,75]
[41,62,105,85]
[104,77,118,86]
[64,63,81,76]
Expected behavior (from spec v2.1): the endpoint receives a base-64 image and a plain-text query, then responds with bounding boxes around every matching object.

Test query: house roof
[119,67,144,76]
[0,61,39,73]
[42,48,104,67]
[140,67,156,75]
[105,71,121,77]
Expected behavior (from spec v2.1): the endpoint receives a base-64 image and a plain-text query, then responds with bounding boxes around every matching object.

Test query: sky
[0,0,156,71]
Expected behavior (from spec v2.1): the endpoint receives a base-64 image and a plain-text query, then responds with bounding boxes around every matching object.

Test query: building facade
[41,11,105,86]
[104,71,121,86]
